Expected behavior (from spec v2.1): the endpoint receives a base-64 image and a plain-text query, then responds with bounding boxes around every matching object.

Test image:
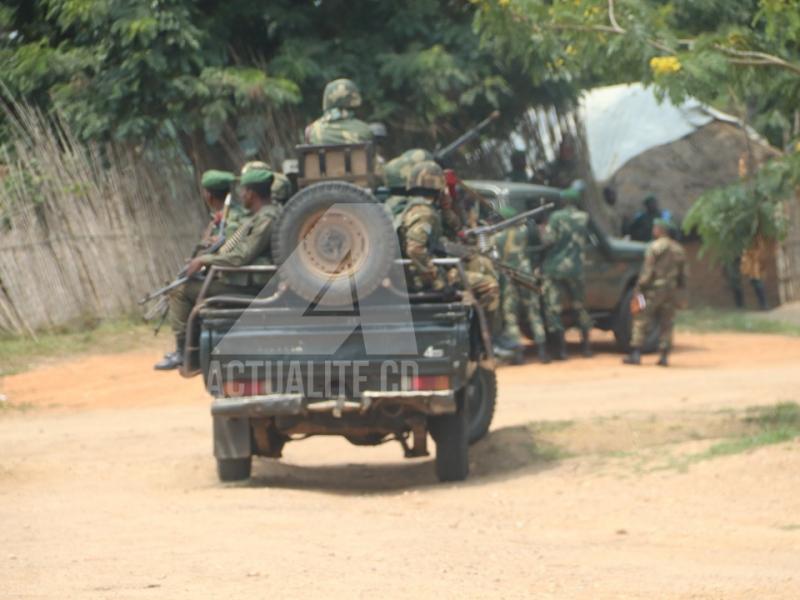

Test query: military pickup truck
[466,180,656,352]
[182,143,497,484]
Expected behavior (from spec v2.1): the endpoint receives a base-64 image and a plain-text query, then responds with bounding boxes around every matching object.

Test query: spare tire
[272,182,397,305]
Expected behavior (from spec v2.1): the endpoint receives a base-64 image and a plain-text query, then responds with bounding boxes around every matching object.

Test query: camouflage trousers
[542,276,593,333]
[500,274,546,345]
[447,254,500,314]
[169,279,246,335]
[632,289,676,351]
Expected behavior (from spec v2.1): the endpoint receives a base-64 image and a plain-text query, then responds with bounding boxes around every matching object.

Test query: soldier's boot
[657,348,669,367]
[580,329,593,358]
[623,348,641,365]
[154,335,185,370]
[555,332,568,361]
[537,344,551,364]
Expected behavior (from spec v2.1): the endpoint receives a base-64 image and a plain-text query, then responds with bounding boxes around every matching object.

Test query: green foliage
[473,0,800,257]
[683,151,799,261]
[0,0,561,161]
[676,308,800,336]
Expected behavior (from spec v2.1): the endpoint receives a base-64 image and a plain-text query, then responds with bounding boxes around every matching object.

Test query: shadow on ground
[245,424,559,495]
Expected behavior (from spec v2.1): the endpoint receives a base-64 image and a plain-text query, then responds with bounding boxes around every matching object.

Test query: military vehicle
[466,180,657,351]
[182,142,496,484]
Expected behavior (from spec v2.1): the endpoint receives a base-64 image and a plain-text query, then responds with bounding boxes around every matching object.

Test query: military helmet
[384,148,434,189]
[407,160,445,192]
[322,78,362,112]
[241,160,272,175]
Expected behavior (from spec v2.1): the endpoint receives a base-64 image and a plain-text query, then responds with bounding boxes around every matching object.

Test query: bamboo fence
[0,106,207,335]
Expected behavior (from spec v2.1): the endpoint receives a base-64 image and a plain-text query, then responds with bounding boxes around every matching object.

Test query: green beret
[201,170,236,192]
[498,205,518,219]
[240,168,274,186]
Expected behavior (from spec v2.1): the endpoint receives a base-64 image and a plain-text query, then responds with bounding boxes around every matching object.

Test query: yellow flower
[498,0,510,6]
[650,55,682,75]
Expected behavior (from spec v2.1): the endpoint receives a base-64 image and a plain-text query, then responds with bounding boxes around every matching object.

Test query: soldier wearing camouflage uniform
[540,184,593,360]
[396,161,499,324]
[382,148,433,219]
[624,218,687,367]
[241,160,292,204]
[305,79,373,145]
[154,169,282,370]
[494,205,549,364]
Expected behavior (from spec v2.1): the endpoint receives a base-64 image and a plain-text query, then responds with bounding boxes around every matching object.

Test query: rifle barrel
[434,111,500,163]
[463,202,554,238]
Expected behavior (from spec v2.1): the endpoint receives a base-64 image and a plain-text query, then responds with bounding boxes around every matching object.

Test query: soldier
[197,169,246,250]
[241,160,292,204]
[623,218,687,367]
[154,169,282,370]
[305,78,373,145]
[540,184,593,359]
[382,148,434,218]
[397,161,499,324]
[494,205,549,364]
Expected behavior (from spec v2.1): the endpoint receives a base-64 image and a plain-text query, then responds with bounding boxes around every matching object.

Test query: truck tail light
[222,380,269,397]
[410,375,450,391]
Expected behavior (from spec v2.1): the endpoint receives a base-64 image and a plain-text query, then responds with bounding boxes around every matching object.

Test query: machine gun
[433,110,500,167]
[139,194,233,331]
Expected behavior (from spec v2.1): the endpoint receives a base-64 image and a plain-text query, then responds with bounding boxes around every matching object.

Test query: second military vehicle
[466,180,657,352]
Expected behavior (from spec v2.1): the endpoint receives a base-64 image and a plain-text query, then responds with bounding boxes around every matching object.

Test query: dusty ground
[1,331,799,599]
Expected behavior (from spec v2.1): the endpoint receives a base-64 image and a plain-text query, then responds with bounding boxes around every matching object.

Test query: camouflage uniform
[631,235,687,351]
[397,162,499,316]
[384,149,434,189]
[305,79,373,145]
[242,160,292,204]
[169,202,282,335]
[495,224,546,347]
[541,203,592,333]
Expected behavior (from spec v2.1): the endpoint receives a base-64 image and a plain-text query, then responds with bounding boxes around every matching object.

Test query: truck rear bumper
[211,390,456,419]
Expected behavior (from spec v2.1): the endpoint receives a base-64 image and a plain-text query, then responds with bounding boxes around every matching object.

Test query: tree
[473,0,800,259]
[0,0,566,168]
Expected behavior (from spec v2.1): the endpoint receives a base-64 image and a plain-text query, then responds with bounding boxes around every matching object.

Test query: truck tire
[431,403,469,482]
[272,182,396,305]
[216,457,252,482]
[613,287,660,353]
[466,367,497,445]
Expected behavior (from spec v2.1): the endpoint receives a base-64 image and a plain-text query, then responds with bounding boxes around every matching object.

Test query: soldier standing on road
[494,205,549,364]
[305,79,373,145]
[154,169,282,371]
[540,184,593,360]
[624,218,687,367]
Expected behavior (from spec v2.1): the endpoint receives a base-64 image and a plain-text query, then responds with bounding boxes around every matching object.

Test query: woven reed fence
[0,106,208,336]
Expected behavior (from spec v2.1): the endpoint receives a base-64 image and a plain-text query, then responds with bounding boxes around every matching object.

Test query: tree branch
[608,0,624,34]
[714,46,800,76]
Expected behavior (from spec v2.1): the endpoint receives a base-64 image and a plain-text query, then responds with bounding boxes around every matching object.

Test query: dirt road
[2,332,799,599]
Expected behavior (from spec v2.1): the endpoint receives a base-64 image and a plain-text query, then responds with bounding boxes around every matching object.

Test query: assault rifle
[441,202,554,294]
[139,194,233,307]
[459,202,554,249]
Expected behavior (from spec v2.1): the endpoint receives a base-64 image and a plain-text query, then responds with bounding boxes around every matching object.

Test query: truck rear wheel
[271,182,396,305]
[467,367,496,445]
[431,403,469,482]
[216,457,252,482]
